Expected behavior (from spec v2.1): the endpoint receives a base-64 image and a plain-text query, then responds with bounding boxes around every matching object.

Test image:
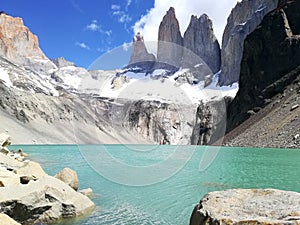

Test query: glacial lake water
[11,145,300,225]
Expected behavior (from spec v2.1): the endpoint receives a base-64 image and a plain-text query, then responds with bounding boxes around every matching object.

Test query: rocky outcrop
[218,0,278,86]
[226,0,300,132]
[190,189,300,225]
[129,32,155,68]
[55,167,79,191]
[124,100,197,145]
[0,139,95,224]
[0,13,56,73]
[183,14,221,74]
[191,100,226,145]
[51,57,75,68]
[157,7,183,67]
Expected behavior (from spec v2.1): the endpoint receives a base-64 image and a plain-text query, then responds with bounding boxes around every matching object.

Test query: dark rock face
[226,0,300,132]
[183,14,221,74]
[219,0,278,86]
[191,100,227,145]
[157,7,183,67]
[129,32,156,68]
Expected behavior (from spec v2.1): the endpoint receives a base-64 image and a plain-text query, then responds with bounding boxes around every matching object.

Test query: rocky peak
[157,7,183,67]
[183,14,221,74]
[51,57,75,68]
[0,13,46,63]
[0,13,56,73]
[218,0,278,86]
[129,32,155,67]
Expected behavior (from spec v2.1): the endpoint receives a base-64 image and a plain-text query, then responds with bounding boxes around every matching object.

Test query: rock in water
[55,167,79,191]
[183,14,221,74]
[129,32,155,68]
[190,189,300,225]
[226,0,300,132]
[157,7,183,67]
[218,0,278,86]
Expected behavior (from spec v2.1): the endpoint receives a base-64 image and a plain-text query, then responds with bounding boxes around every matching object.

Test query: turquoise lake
[11,145,300,225]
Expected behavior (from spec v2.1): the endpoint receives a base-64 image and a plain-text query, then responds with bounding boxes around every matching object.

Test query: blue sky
[2,0,238,69]
[2,0,154,68]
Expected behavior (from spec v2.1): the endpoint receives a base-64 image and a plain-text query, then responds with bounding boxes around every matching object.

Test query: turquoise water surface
[11,145,300,225]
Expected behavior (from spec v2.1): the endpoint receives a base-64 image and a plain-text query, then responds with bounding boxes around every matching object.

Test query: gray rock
[157,7,183,67]
[183,14,221,74]
[0,152,95,225]
[129,32,156,66]
[190,189,300,225]
[51,57,75,68]
[0,176,95,225]
[111,75,130,90]
[219,0,278,86]
[55,168,79,191]
[191,100,226,145]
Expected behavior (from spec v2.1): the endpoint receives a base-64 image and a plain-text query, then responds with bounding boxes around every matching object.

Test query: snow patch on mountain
[0,67,13,87]
[98,68,238,103]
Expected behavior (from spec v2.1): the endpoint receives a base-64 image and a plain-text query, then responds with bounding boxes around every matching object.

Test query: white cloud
[133,0,239,43]
[111,4,121,10]
[86,20,100,31]
[122,42,132,51]
[113,11,132,23]
[85,20,112,36]
[76,42,90,50]
[126,0,132,10]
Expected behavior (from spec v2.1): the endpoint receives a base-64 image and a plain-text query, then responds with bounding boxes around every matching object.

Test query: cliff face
[0,13,56,73]
[183,14,221,74]
[218,0,278,86]
[157,7,183,67]
[226,0,300,132]
[129,32,156,68]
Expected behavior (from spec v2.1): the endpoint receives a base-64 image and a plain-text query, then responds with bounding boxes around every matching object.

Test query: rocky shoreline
[0,133,95,225]
[190,189,300,225]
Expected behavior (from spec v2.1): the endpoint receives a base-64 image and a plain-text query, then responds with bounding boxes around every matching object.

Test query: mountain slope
[224,0,300,148]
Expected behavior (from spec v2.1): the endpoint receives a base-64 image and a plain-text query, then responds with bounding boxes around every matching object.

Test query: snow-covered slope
[88,67,239,104]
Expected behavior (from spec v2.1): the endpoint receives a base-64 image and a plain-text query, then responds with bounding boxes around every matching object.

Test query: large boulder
[55,167,79,191]
[190,189,300,225]
[226,0,300,132]
[0,152,95,224]
[0,176,95,225]
[157,7,183,67]
[218,0,278,86]
[183,14,221,74]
